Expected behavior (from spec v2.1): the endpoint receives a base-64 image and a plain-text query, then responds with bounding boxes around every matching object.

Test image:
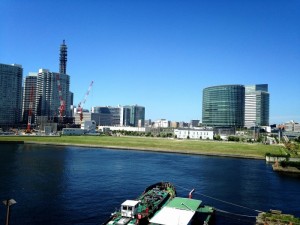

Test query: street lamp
[2,199,17,225]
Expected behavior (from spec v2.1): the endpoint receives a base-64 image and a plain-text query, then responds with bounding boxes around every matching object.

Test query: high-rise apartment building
[33,40,71,121]
[244,84,269,128]
[22,73,37,123]
[0,63,23,126]
[202,85,245,127]
[35,69,70,119]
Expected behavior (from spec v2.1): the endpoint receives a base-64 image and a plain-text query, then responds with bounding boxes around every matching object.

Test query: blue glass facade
[202,85,245,127]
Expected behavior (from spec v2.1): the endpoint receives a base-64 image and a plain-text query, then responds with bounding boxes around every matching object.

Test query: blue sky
[1,0,299,123]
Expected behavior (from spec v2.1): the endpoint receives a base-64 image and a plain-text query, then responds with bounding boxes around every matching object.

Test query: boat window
[122,206,127,210]
[128,206,133,211]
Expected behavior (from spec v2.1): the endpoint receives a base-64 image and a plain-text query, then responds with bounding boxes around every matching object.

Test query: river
[0,143,299,224]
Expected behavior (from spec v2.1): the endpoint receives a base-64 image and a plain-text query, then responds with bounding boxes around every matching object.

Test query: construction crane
[77,81,94,121]
[56,74,65,122]
[25,86,34,133]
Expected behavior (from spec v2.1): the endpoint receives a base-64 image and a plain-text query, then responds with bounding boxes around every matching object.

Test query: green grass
[0,135,284,159]
[262,213,300,223]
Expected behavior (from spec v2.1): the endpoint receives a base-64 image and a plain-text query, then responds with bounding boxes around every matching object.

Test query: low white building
[62,120,97,135]
[153,119,170,128]
[81,120,96,131]
[174,128,214,140]
[98,126,147,133]
[284,120,300,132]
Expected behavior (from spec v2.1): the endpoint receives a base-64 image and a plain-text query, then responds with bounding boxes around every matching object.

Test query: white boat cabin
[121,200,140,218]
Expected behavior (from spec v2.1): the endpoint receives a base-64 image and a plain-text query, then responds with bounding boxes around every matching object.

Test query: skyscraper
[35,69,70,119]
[22,73,37,123]
[0,63,23,126]
[59,40,67,74]
[34,40,70,121]
[244,84,269,128]
[202,85,245,127]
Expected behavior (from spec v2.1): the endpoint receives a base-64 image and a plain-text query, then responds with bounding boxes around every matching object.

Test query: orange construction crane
[56,74,65,122]
[77,81,94,121]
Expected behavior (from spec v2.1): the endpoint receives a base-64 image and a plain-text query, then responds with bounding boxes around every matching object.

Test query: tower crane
[56,74,65,122]
[77,81,94,121]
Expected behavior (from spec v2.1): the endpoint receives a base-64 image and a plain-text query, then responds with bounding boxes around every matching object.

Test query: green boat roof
[150,197,215,225]
[166,197,202,211]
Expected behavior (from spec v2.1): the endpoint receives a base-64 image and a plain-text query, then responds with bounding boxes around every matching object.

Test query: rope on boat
[214,210,256,224]
[175,184,264,213]
[215,208,257,218]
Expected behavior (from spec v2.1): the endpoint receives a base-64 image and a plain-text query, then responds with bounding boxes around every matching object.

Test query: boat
[102,182,177,225]
[149,197,215,225]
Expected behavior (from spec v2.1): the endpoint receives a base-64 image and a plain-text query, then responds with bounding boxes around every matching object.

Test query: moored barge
[102,182,176,225]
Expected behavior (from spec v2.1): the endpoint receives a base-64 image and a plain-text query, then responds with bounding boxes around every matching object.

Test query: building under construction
[35,68,70,119]
[59,40,67,74]
[22,40,72,132]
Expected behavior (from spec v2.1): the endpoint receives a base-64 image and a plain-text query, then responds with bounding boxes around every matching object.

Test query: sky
[1,0,299,124]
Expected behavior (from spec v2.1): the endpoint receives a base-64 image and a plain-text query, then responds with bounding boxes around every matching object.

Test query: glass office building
[122,105,145,127]
[91,106,121,126]
[244,84,269,127]
[202,85,245,127]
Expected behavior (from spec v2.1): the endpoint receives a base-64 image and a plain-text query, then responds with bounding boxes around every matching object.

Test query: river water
[0,143,299,225]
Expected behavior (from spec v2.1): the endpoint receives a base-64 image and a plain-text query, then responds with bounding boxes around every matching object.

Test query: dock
[272,161,300,175]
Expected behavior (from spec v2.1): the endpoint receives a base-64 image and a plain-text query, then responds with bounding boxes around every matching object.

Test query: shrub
[280,161,300,169]
[228,136,239,142]
[214,134,221,141]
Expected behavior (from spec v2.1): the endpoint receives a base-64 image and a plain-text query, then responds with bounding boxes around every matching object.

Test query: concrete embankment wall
[266,156,288,162]
[266,156,300,162]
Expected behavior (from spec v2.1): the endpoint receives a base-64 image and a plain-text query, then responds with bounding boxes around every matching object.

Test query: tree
[214,134,221,141]
[284,141,299,155]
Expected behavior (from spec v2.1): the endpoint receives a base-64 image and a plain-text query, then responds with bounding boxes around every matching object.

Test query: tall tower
[0,63,23,126]
[59,40,67,74]
[244,84,269,128]
[22,73,37,123]
[35,69,70,120]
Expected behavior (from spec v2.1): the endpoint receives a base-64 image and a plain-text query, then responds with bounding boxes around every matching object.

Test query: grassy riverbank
[0,135,285,159]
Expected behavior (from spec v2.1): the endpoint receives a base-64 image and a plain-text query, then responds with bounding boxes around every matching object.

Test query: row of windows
[177,131,210,135]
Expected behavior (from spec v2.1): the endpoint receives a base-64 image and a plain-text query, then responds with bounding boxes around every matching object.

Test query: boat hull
[102,182,176,225]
